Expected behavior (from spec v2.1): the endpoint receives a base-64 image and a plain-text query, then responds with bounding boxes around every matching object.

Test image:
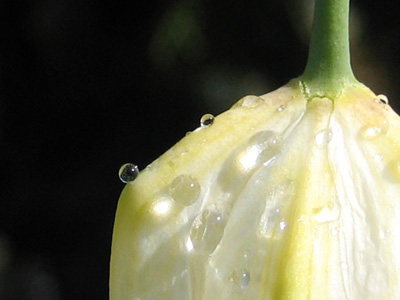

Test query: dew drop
[363,127,383,138]
[190,209,225,254]
[361,121,388,139]
[277,105,286,112]
[229,269,251,290]
[375,94,389,105]
[200,114,214,128]
[341,262,348,270]
[233,95,264,108]
[331,227,339,236]
[169,175,201,206]
[379,228,390,239]
[118,163,139,183]
[315,129,333,146]
[279,220,287,231]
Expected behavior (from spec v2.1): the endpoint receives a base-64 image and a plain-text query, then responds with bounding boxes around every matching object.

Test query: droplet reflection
[200,114,215,128]
[118,163,139,183]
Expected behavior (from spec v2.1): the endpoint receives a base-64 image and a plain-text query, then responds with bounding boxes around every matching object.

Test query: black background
[1,0,400,299]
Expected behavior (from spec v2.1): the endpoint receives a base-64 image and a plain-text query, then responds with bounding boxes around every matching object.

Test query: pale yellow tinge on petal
[110,81,400,300]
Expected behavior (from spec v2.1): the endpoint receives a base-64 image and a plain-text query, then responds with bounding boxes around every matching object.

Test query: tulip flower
[110,0,400,299]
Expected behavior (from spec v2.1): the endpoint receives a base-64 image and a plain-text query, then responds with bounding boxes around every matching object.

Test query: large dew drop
[118,163,139,183]
[200,114,215,128]
[169,175,201,206]
[190,209,225,254]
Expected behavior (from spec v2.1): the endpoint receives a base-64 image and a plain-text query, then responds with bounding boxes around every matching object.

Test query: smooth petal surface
[110,80,400,300]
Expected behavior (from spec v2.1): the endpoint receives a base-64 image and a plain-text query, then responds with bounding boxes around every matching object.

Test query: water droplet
[258,181,295,239]
[190,209,225,254]
[233,95,264,108]
[180,149,189,156]
[315,129,332,146]
[200,114,214,128]
[364,127,383,138]
[361,121,388,139]
[238,131,283,170]
[243,249,252,259]
[379,228,390,239]
[118,163,139,183]
[341,262,348,270]
[279,220,287,231]
[375,94,389,105]
[169,175,201,206]
[228,269,251,290]
[277,105,286,112]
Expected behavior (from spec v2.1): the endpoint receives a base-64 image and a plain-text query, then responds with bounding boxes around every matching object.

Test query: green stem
[299,0,360,100]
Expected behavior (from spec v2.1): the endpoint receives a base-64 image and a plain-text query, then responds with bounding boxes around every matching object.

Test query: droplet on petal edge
[118,163,139,183]
[375,94,389,105]
[232,95,264,108]
[200,114,214,128]
[110,81,400,300]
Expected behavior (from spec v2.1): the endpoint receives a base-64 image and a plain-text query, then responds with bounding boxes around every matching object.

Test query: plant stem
[300,0,360,100]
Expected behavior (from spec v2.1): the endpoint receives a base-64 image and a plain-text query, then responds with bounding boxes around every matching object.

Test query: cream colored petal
[110,81,400,300]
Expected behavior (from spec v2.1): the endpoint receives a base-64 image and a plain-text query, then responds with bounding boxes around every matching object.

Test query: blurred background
[1,0,399,299]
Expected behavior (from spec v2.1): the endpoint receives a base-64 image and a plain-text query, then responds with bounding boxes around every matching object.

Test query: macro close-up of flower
[110,0,400,299]
[2,1,400,300]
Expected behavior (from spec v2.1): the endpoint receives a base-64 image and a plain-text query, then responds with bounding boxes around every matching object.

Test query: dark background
[0,0,399,299]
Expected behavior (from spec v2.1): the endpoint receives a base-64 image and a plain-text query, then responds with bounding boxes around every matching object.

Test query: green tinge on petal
[110,81,400,300]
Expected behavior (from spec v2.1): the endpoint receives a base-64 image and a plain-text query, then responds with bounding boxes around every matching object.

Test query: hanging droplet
[118,163,139,183]
[200,114,215,128]
[169,175,201,206]
[375,94,389,105]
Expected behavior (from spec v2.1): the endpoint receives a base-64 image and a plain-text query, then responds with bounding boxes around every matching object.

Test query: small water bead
[315,129,333,146]
[331,227,339,236]
[228,269,251,290]
[169,175,201,206]
[279,220,287,231]
[379,228,390,239]
[118,163,139,183]
[200,114,214,128]
[375,94,389,105]
[363,126,383,138]
[240,131,283,170]
[277,104,286,112]
[361,121,388,139]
